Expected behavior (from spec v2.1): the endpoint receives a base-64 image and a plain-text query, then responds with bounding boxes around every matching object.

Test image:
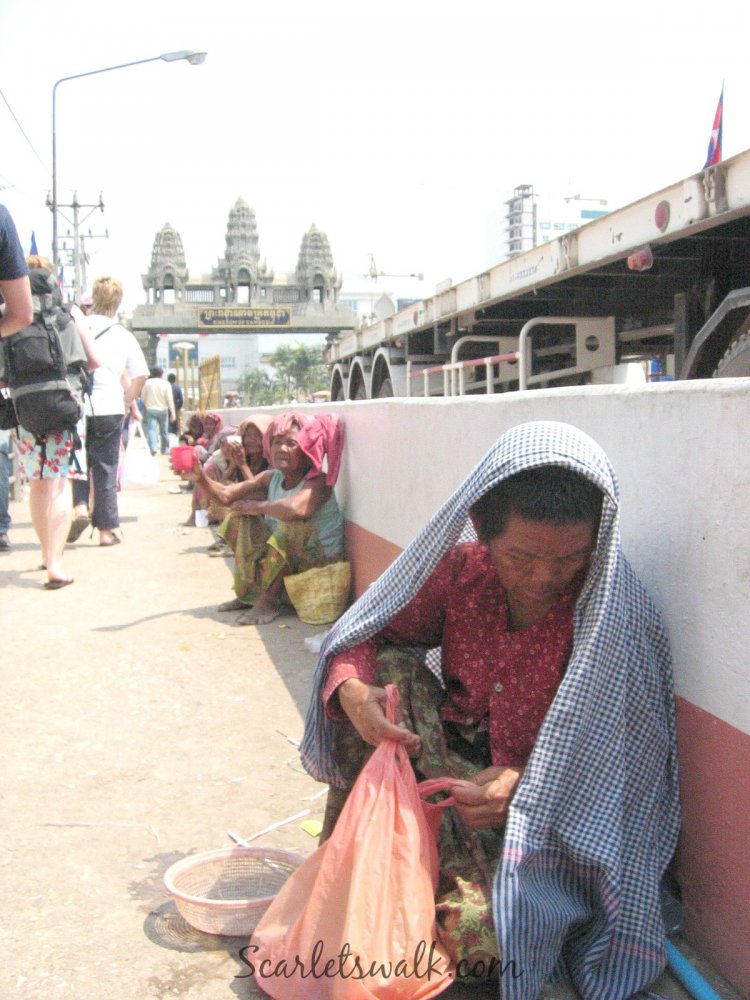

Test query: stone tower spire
[225,198,260,272]
[142,222,189,301]
[212,198,265,303]
[296,224,341,304]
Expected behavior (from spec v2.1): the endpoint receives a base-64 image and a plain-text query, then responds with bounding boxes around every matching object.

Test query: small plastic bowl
[163,846,304,936]
[170,445,197,472]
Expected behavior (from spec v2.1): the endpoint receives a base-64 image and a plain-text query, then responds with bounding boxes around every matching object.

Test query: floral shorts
[16,423,87,480]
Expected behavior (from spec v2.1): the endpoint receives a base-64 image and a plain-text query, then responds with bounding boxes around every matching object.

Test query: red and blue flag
[704,86,723,168]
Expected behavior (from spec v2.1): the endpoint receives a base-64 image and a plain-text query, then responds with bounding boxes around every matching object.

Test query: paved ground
[0,457,742,999]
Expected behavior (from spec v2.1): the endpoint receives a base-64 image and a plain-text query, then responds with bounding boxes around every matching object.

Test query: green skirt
[218,513,329,605]
[321,647,502,977]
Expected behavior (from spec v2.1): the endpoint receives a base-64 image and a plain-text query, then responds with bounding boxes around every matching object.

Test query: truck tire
[713,331,750,377]
[375,378,394,398]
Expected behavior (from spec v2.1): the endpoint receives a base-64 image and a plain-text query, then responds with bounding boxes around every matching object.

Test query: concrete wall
[224,381,750,994]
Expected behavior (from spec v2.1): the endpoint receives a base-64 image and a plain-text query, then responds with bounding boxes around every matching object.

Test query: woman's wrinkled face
[485,513,595,619]
[270,425,306,475]
[243,425,264,459]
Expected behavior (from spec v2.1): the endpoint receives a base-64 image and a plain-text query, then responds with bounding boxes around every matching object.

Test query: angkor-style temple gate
[131,198,355,378]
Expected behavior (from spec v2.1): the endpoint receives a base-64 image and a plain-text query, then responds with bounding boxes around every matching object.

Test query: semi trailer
[327,149,750,399]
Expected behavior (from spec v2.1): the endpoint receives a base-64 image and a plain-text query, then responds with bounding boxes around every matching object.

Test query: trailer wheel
[713,331,750,377]
[375,378,394,398]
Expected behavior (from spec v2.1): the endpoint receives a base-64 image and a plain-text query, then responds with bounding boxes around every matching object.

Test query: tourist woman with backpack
[69,276,148,547]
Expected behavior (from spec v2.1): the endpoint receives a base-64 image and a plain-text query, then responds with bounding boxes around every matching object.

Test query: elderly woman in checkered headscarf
[301,421,680,999]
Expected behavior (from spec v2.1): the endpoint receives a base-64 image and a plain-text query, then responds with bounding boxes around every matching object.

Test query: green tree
[268,344,297,399]
[237,367,281,406]
[268,343,328,399]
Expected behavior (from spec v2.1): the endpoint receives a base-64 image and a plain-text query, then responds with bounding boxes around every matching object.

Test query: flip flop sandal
[67,516,90,543]
[44,578,74,590]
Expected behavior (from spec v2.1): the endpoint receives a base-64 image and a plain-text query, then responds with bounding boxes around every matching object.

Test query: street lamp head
[160,49,207,65]
[51,48,206,274]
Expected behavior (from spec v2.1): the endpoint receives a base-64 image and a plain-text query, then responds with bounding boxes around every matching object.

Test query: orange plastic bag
[250,685,456,999]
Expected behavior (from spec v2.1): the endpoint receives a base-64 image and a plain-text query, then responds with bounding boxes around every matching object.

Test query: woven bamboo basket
[163,846,304,936]
[284,560,352,625]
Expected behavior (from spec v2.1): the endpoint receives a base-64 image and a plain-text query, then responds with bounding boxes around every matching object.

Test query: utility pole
[78,228,109,296]
[46,191,105,300]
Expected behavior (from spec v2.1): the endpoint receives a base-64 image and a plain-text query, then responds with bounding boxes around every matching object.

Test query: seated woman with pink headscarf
[187,410,345,625]
[190,414,274,533]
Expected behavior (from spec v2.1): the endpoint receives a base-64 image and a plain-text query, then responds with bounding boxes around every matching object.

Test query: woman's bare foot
[46,559,70,586]
[236,599,281,626]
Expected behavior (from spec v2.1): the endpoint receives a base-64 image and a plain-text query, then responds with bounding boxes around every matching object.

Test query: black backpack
[3,268,88,472]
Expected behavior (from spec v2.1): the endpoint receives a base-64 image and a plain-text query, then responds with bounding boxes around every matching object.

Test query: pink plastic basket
[163,846,304,936]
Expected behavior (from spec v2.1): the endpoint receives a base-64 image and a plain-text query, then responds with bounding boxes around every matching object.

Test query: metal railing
[406,317,616,396]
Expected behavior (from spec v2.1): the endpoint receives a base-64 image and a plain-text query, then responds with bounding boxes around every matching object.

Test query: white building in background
[338,278,424,329]
[154,332,262,389]
[486,185,610,264]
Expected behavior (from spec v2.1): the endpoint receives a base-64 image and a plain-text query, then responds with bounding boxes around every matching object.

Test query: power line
[0,86,49,177]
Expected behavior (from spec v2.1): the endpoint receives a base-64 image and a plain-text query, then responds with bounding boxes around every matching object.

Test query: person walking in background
[141,366,174,456]
[70,276,148,547]
[167,373,183,437]
[0,205,34,553]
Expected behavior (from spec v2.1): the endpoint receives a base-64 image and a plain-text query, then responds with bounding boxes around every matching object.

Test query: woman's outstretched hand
[338,678,422,756]
[181,456,204,482]
[449,764,524,829]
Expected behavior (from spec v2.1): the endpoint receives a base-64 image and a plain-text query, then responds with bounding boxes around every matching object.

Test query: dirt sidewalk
[1,458,329,999]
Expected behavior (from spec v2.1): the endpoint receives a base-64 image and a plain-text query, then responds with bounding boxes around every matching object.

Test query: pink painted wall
[344,521,402,601]
[675,700,750,997]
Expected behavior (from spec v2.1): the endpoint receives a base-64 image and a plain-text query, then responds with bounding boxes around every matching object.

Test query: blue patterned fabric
[300,420,680,999]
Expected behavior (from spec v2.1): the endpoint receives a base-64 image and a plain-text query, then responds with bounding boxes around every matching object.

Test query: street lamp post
[51,49,207,273]
[172,340,197,408]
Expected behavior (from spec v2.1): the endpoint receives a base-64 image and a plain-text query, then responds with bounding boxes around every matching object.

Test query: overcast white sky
[2,0,749,327]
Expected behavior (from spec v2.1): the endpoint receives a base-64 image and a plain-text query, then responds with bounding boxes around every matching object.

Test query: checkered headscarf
[300,420,680,998]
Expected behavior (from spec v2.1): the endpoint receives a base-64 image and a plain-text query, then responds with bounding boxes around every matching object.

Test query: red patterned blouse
[323,542,581,767]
